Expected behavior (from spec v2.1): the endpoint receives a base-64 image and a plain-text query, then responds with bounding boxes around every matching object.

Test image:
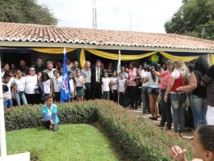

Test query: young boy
[41,95,59,131]
[118,72,128,107]
[2,73,14,111]
[101,71,111,99]
[52,70,62,102]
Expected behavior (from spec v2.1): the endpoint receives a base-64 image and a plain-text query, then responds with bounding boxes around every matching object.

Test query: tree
[164,0,214,40]
[0,0,58,25]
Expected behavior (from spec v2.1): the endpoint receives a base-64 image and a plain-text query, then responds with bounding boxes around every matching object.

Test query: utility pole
[129,0,132,31]
[92,0,97,29]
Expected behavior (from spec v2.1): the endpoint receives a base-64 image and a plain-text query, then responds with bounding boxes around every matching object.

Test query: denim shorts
[4,99,13,108]
[147,87,159,95]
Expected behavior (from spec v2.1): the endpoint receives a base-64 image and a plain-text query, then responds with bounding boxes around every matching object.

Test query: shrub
[5,100,192,160]
[5,102,98,131]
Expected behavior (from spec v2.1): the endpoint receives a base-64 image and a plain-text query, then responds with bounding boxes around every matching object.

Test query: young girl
[74,69,85,101]
[169,125,214,161]
[102,71,111,99]
[118,72,128,107]
[68,71,76,102]
[144,64,159,120]
[41,95,59,131]
[52,70,62,102]
[110,70,118,102]
[12,70,28,106]
[42,72,53,97]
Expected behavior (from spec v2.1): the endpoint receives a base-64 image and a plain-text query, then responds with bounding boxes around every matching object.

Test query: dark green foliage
[165,0,214,40]
[0,0,58,25]
[5,100,192,160]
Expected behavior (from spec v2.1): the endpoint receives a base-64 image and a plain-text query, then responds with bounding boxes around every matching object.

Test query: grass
[6,124,119,161]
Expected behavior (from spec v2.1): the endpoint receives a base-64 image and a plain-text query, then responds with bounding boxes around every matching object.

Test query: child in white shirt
[118,72,128,107]
[101,71,111,99]
[2,73,14,111]
[110,70,118,102]
[52,70,62,102]
[68,71,76,102]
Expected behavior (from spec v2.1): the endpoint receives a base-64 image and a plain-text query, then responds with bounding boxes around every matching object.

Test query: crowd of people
[2,57,214,129]
[2,55,214,160]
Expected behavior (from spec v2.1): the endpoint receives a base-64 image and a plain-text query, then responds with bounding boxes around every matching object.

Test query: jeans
[3,98,13,108]
[190,95,207,128]
[141,86,149,113]
[171,93,186,133]
[14,91,28,106]
[160,90,172,128]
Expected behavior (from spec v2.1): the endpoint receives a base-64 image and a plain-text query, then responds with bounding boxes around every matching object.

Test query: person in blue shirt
[41,95,59,131]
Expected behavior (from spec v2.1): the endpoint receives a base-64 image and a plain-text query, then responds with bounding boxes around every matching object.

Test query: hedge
[5,100,192,160]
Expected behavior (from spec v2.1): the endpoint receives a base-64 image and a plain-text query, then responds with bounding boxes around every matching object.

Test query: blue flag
[60,48,70,102]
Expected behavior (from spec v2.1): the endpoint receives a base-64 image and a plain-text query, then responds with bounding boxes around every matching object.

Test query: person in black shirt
[91,60,103,99]
[34,58,46,74]
[177,57,209,128]
[19,60,29,76]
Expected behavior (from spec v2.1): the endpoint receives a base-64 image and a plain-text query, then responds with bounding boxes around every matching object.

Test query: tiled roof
[0,22,214,50]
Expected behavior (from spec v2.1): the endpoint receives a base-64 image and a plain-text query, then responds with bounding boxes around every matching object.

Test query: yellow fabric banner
[31,48,76,54]
[86,49,157,60]
[80,49,86,69]
[159,51,199,62]
[209,53,214,65]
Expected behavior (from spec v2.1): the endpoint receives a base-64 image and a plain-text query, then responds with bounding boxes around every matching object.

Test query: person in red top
[152,60,174,130]
[164,60,189,137]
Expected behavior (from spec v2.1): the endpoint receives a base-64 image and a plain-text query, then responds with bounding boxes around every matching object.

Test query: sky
[37,0,182,33]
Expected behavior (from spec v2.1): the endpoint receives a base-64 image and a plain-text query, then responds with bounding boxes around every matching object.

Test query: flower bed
[5,100,192,160]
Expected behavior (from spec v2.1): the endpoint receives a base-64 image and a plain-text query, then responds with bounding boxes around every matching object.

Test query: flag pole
[0,52,7,160]
[117,50,121,105]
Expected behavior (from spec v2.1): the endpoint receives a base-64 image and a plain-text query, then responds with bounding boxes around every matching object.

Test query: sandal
[149,117,157,120]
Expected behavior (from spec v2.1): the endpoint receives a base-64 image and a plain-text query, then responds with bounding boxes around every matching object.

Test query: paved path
[125,108,193,140]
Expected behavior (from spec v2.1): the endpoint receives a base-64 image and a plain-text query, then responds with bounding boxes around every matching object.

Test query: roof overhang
[1,41,214,53]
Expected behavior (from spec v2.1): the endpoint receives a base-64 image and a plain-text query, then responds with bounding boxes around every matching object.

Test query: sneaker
[163,127,171,130]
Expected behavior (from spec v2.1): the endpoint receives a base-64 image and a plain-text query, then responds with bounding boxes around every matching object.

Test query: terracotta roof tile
[0,22,214,50]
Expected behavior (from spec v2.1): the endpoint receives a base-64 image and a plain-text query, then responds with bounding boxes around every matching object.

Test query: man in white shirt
[43,61,56,79]
[70,60,80,77]
[66,57,73,72]
[81,61,91,100]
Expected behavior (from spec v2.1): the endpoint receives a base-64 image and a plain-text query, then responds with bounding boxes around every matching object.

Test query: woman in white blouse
[13,70,28,106]
[24,67,38,104]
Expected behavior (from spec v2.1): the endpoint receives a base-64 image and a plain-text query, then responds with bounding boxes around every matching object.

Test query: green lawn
[6,124,119,161]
